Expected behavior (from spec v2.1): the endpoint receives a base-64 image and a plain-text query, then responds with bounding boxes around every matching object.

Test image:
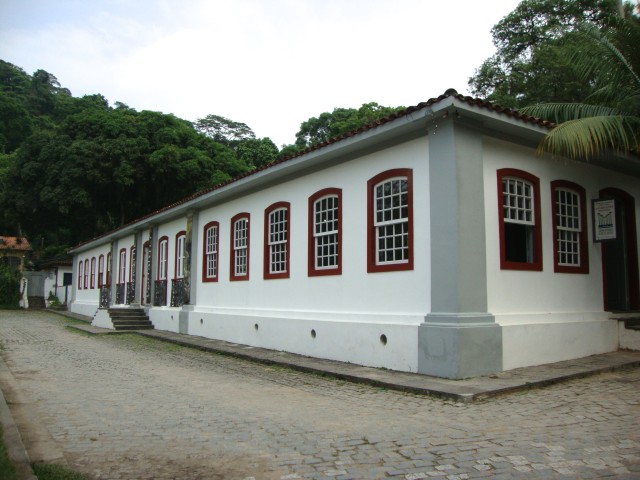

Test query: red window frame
[230,213,250,281]
[83,259,89,289]
[551,180,588,274]
[78,261,83,289]
[497,168,543,271]
[90,257,96,289]
[308,188,342,276]
[202,221,220,283]
[174,231,186,279]
[157,236,169,281]
[129,246,136,282]
[367,168,414,273]
[98,254,104,288]
[106,253,112,287]
[141,241,150,303]
[118,248,127,285]
[264,202,290,280]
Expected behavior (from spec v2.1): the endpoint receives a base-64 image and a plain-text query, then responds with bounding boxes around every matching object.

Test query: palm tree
[521,14,640,160]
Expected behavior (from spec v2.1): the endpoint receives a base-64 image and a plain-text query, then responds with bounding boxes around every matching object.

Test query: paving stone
[0,310,639,480]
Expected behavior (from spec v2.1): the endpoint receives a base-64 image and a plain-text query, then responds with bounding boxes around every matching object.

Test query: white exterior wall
[183,137,431,372]
[483,137,640,369]
[149,218,188,332]
[43,266,73,304]
[70,244,111,317]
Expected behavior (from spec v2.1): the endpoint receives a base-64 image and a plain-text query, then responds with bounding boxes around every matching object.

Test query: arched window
[98,255,105,287]
[497,168,542,271]
[230,213,250,281]
[78,260,84,289]
[90,257,96,289]
[264,202,290,279]
[106,253,112,287]
[158,237,169,280]
[175,231,186,279]
[367,169,414,273]
[551,180,588,273]
[118,248,127,284]
[203,221,219,282]
[308,189,342,276]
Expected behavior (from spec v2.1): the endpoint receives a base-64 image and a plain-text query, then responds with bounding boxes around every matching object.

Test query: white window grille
[268,208,288,273]
[98,256,104,287]
[555,188,581,266]
[314,196,338,269]
[233,218,248,276]
[159,239,168,280]
[503,178,534,224]
[119,249,127,284]
[374,177,409,264]
[205,225,218,278]
[176,235,185,279]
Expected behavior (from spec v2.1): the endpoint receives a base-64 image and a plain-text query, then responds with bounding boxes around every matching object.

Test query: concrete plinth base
[418,315,502,379]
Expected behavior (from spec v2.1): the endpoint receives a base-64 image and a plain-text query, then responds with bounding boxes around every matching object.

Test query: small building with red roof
[0,236,31,271]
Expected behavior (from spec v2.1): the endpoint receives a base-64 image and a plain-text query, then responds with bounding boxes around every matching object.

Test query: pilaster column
[418,118,502,378]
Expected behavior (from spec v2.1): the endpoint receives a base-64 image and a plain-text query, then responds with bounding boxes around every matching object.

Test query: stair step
[107,308,153,331]
[113,325,154,331]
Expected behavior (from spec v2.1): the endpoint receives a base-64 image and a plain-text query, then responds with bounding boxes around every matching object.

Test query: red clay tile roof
[136,90,555,216]
[72,90,555,249]
[0,236,31,251]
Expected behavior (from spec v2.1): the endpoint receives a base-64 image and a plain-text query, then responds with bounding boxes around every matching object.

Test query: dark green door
[603,200,629,311]
[601,189,639,312]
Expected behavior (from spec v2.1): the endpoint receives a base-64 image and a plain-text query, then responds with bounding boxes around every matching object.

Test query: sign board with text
[592,199,616,242]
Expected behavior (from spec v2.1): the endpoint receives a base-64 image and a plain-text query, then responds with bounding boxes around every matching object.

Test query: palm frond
[521,103,621,123]
[538,115,640,159]
[573,22,640,93]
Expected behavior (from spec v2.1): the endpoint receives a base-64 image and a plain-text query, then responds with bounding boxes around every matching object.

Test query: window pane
[374,178,409,265]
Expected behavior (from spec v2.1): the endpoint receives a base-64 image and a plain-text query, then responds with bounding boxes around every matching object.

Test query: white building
[69,90,640,379]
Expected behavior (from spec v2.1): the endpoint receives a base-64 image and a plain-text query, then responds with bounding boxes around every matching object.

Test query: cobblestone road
[0,311,639,479]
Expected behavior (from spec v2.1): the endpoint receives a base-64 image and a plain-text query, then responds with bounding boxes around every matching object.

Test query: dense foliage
[0,61,256,254]
[0,60,402,257]
[522,14,640,159]
[468,0,625,108]
[0,261,21,308]
[294,102,405,149]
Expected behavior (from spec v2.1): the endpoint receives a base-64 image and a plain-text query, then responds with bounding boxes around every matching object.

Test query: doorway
[600,188,639,311]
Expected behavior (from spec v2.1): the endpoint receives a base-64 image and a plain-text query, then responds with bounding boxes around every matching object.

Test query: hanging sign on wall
[592,199,616,242]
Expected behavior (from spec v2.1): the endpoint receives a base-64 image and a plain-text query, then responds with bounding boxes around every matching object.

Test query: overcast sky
[0,0,522,147]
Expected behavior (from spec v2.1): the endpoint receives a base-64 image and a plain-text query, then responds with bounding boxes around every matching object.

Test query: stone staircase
[27,296,46,309]
[108,308,154,331]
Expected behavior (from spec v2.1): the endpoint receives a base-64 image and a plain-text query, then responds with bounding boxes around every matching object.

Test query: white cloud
[0,0,521,146]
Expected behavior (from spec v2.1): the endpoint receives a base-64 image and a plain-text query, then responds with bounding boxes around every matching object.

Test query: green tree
[522,15,640,159]
[236,137,279,168]
[194,114,255,145]
[0,92,32,152]
[0,260,21,308]
[294,102,404,149]
[1,99,251,248]
[468,0,621,108]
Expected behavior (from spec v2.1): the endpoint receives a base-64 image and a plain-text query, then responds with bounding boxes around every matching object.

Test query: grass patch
[0,425,17,480]
[107,333,186,352]
[32,462,89,480]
